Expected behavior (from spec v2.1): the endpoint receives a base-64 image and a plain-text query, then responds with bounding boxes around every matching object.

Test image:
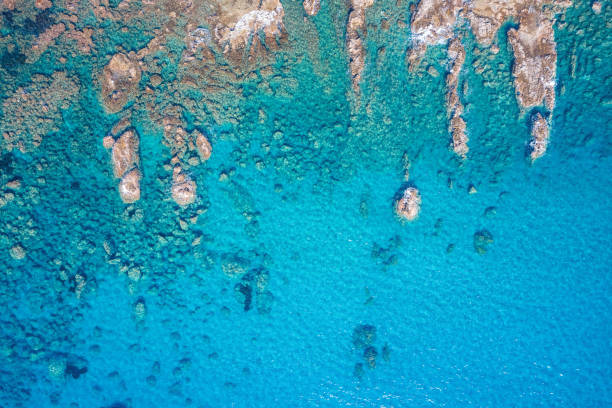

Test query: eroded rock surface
[446,38,468,157]
[407,0,570,160]
[347,0,374,96]
[395,187,421,221]
[303,0,321,16]
[109,129,141,203]
[407,0,464,69]
[208,0,286,60]
[529,113,549,161]
[101,53,141,113]
[507,7,558,111]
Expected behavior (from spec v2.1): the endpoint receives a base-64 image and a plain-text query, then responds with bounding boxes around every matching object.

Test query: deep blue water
[1,1,611,407]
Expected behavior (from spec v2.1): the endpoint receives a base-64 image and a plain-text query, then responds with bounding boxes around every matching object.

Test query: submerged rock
[363,346,378,368]
[474,229,494,254]
[352,324,376,349]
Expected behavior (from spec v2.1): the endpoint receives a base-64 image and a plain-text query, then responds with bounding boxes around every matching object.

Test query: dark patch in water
[23,9,55,35]
[1,50,26,74]
[0,153,14,174]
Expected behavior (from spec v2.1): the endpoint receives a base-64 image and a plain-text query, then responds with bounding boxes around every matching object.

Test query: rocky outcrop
[406,0,571,161]
[108,129,141,203]
[171,172,197,207]
[194,130,213,162]
[209,0,286,60]
[507,7,558,111]
[118,169,142,204]
[395,187,421,221]
[303,0,320,16]
[346,0,374,96]
[467,0,528,45]
[111,130,140,179]
[101,53,141,113]
[446,38,468,157]
[407,0,464,69]
[528,113,549,161]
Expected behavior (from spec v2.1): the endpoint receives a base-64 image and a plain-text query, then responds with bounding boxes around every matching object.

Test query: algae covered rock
[474,229,494,254]
[352,324,376,349]
[101,53,141,113]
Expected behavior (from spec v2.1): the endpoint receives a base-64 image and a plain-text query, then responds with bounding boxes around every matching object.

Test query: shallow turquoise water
[1,1,611,407]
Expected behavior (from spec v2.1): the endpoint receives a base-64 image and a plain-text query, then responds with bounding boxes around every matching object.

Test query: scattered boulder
[474,229,494,254]
[363,346,378,368]
[395,187,421,221]
[352,324,376,349]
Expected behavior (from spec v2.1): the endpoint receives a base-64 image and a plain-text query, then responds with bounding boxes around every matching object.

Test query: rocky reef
[446,37,468,157]
[407,0,571,162]
[346,0,374,97]
[1,72,79,153]
[208,0,286,61]
[108,129,141,203]
[303,0,320,16]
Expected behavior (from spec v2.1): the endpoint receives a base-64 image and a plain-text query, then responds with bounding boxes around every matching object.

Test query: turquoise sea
[1,0,611,407]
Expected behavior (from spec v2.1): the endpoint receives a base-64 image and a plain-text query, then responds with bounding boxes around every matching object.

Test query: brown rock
[303,0,320,16]
[347,0,374,96]
[507,7,558,111]
[407,0,463,69]
[172,175,197,206]
[101,53,141,113]
[118,169,141,203]
[209,0,286,60]
[529,113,549,161]
[194,131,212,162]
[395,187,421,221]
[446,38,468,157]
[35,0,52,9]
[111,129,139,179]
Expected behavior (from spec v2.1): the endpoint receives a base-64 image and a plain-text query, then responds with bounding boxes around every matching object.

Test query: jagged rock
[171,173,197,207]
[346,0,374,96]
[395,187,421,221]
[446,38,468,157]
[209,0,286,60]
[407,0,464,69]
[529,113,549,161]
[507,7,558,111]
[111,130,140,179]
[303,0,320,16]
[118,169,141,204]
[194,131,212,162]
[101,53,141,113]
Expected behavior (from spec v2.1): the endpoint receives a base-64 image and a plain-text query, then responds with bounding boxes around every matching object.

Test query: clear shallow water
[1,1,611,407]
